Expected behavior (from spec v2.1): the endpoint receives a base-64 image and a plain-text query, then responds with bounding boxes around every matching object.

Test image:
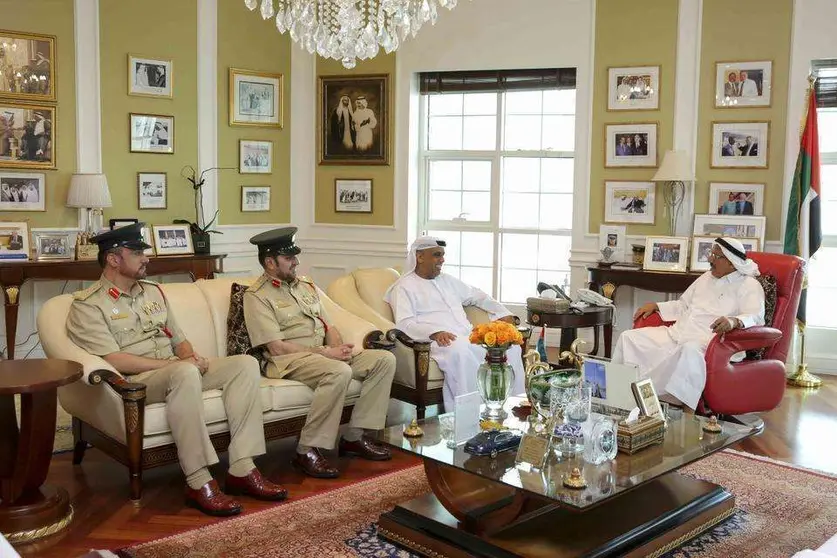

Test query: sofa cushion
[161,282,220,358]
[226,283,268,372]
[352,268,399,321]
[746,273,777,360]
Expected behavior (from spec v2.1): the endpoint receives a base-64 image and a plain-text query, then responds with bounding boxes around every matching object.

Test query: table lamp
[651,150,693,235]
[66,173,112,234]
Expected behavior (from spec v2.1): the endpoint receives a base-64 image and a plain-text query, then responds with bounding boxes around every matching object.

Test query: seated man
[612,237,765,410]
[66,223,286,517]
[384,236,525,411]
[243,227,396,479]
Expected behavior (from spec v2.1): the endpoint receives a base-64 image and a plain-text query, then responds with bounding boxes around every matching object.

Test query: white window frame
[417,89,576,305]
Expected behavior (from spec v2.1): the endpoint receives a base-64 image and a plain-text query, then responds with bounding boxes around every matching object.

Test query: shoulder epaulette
[72,281,103,301]
[298,276,315,285]
[138,279,160,286]
[246,274,269,293]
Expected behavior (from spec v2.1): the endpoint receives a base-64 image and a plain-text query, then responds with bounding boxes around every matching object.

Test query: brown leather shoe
[225,468,288,501]
[338,437,392,461]
[292,448,340,478]
[184,479,242,517]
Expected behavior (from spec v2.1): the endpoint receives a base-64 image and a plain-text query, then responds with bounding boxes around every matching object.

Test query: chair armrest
[89,369,148,399]
[704,326,783,370]
[386,328,431,350]
[363,330,395,351]
[386,329,432,394]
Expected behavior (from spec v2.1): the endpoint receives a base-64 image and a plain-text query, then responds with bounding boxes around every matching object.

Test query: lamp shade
[651,150,693,182]
[66,173,112,208]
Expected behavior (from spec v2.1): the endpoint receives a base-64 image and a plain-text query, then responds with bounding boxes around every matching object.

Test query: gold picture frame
[710,120,769,169]
[0,102,56,170]
[715,59,773,109]
[128,54,173,98]
[129,113,174,154]
[34,232,72,261]
[229,68,283,128]
[0,29,56,103]
[604,122,658,168]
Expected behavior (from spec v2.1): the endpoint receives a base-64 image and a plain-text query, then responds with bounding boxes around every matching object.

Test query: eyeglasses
[707,251,728,261]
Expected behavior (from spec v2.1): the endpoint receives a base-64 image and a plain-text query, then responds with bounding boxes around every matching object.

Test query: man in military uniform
[244,227,396,478]
[65,223,287,516]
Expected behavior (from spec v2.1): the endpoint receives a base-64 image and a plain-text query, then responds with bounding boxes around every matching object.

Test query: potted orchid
[175,166,227,254]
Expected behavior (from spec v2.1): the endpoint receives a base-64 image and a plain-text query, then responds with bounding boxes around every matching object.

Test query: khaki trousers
[267,350,396,449]
[133,355,266,476]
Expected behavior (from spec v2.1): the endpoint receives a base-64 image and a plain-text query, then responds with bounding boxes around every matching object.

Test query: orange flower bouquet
[469,320,523,420]
[468,320,524,349]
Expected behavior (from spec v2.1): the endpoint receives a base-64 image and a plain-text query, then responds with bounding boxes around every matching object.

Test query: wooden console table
[587,265,701,301]
[1,254,226,360]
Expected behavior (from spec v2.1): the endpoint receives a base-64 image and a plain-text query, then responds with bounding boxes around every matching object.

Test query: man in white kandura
[384,236,526,410]
[612,237,764,411]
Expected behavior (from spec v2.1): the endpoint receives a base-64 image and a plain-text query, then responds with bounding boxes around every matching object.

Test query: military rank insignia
[107,287,120,300]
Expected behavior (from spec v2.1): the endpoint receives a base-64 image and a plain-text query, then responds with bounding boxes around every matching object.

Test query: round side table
[526,306,614,358]
[0,359,82,545]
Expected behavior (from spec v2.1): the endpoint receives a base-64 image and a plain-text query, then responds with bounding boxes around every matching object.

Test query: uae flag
[783,86,822,325]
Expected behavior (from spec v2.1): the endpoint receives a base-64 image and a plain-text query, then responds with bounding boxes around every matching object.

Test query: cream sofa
[37,277,386,500]
[326,268,527,419]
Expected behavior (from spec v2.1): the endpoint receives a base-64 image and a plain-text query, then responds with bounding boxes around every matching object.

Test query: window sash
[419,68,577,95]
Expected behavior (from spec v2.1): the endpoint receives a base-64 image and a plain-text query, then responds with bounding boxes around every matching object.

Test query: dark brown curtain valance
[419,68,576,94]
[812,59,837,108]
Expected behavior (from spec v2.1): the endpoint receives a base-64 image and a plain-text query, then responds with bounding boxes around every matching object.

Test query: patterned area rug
[114,450,837,558]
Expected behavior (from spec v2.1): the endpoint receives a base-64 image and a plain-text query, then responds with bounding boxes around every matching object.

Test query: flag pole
[787,73,822,389]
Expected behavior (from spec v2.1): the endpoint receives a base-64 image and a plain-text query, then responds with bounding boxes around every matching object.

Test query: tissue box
[617,415,665,454]
[526,297,571,314]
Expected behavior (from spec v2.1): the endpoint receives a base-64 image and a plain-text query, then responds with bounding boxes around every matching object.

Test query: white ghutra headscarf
[383,235,446,304]
[715,237,760,277]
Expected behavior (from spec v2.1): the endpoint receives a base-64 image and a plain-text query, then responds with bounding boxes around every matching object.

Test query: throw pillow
[746,274,778,360]
[226,283,268,373]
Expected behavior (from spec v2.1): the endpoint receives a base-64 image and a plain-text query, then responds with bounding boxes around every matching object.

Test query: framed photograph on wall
[598,224,626,262]
[715,60,772,108]
[708,182,764,216]
[229,68,283,127]
[137,172,167,209]
[130,113,174,154]
[607,65,660,111]
[0,103,56,169]
[109,218,138,230]
[643,236,690,273]
[0,30,56,102]
[241,185,270,212]
[711,121,769,168]
[319,74,389,165]
[128,55,172,98]
[692,214,767,247]
[604,181,656,224]
[152,224,193,256]
[335,178,373,213]
[34,232,72,261]
[605,123,657,167]
[239,140,272,174]
[690,235,762,272]
[0,221,30,261]
[0,171,45,211]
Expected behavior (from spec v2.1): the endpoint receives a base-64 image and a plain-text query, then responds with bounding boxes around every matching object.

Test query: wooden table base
[0,486,73,544]
[379,471,735,558]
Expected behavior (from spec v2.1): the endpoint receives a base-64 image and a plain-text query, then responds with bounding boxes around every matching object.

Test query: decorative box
[526,297,571,314]
[617,415,665,454]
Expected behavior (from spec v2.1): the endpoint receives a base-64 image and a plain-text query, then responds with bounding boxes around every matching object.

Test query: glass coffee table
[376,396,761,558]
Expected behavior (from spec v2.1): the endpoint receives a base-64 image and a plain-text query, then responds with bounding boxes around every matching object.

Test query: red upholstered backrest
[747,252,804,362]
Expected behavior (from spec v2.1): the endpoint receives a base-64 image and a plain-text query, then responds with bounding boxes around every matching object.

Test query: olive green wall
[218,2,291,225]
[696,0,793,241]
[588,0,679,235]
[315,54,395,226]
[2,0,77,228]
[99,0,197,225]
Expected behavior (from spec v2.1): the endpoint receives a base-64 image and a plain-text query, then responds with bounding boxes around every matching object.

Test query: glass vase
[476,346,513,421]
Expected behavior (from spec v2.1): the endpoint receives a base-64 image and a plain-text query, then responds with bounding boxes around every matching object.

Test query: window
[418,69,577,305]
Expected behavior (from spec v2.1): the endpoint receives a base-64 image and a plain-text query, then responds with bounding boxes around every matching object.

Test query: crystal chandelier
[244,0,462,69]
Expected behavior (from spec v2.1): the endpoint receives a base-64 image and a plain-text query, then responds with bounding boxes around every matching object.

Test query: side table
[0,359,82,545]
[526,306,614,358]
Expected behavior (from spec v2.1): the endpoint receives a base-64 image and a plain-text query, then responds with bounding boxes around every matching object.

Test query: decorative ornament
[403,418,424,438]
[702,415,722,434]
[563,467,587,489]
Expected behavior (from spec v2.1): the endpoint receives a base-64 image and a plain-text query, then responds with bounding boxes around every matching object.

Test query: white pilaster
[290,46,317,240]
[197,0,219,227]
[74,0,102,229]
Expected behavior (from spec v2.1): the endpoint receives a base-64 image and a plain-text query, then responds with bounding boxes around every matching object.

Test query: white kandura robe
[387,273,526,411]
[612,270,765,410]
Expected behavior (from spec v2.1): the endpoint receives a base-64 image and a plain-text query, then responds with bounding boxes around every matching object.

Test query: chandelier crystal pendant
[244,0,462,69]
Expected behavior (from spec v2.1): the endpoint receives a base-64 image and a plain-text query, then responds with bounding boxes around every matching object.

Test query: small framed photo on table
[607,65,660,111]
[632,379,663,420]
[604,181,656,225]
[692,214,766,247]
[239,140,272,174]
[34,232,72,260]
[0,172,46,212]
[643,236,690,273]
[598,225,626,262]
[152,224,193,256]
[715,60,772,108]
[241,186,271,212]
[137,172,167,209]
[128,55,173,98]
[711,121,769,168]
[0,222,30,261]
[605,123,657,168]
[130,113,174,154]
[708,182,764,216]
[335,179,373,213]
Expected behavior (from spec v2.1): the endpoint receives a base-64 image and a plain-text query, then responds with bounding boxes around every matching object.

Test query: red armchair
[632,252,804,415]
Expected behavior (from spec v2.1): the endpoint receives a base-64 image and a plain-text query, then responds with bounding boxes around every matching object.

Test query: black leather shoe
[338,437,392,461]
[292,448,340,478]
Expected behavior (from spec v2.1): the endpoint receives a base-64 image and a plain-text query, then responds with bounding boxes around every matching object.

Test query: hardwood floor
[12,376,837,557]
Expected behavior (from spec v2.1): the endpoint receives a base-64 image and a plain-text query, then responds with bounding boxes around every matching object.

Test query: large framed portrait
[241,186,270,212]
[711,121,769,168]
[319,74,389,165]
[708,182,764,216]
[335,178,373,213]
[0,171,45,211]
[229,68,283,127]
[607,65,660,111]
[605,123,657,168]
[152,224,193,256]
[0,30,56,102]
[34,232,72,261]
[0,221,29,261]
[715,60,772,108]
[643,236,690,273]
[690,235,761,272]
[128,55,173,98]
[604,181,656,225]
[0,103,56,169]
[239,139,272,174]
[692,214,767,247]
[130,113,174,154]
[137,172,167,209]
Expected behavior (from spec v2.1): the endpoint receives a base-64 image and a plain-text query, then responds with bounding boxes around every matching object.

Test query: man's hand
[710,316,741,335]
[183,354,209,375]
[430,331,457,347]
[321,343,354,361]
[633,302,659,321]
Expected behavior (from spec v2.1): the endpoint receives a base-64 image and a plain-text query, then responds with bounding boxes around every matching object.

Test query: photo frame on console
[643,236,690,273]
[692,214,766,248]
